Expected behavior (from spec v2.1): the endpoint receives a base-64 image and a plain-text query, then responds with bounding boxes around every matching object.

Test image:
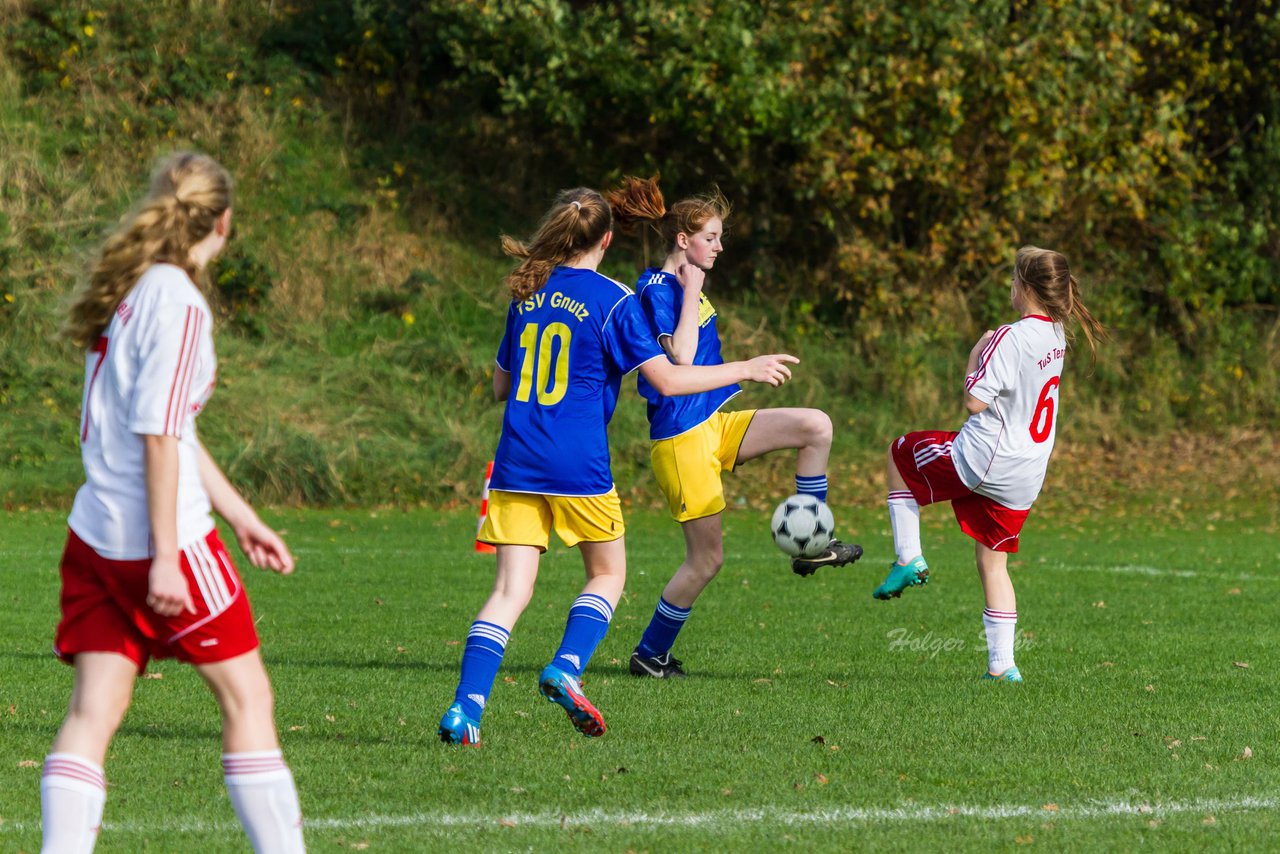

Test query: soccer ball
[770,494,835,558]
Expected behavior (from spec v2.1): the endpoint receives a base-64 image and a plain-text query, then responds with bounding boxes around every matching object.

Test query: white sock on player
[41,752,106,854]
[223,750,305,853]
[887,491,921,564]
[983,608,1018,674]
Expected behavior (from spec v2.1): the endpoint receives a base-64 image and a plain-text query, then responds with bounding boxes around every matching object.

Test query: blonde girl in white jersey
[873,246,1103,682]
[43,153,305,853]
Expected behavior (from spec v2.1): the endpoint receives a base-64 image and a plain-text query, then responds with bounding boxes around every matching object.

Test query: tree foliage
[3,0,1276,441]
[290,0,1278,344]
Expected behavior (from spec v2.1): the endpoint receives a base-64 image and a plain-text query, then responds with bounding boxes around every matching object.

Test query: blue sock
[551,594,614,678]
[454,620,509,721]
[795,473,828,502]
[635,597,691,658]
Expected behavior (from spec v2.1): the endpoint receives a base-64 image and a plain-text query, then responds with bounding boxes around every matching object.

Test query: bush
[274,0,1279,426]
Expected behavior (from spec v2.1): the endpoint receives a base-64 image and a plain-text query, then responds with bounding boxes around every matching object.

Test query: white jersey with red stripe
[68,263,217,559]
[951,315,1065,511]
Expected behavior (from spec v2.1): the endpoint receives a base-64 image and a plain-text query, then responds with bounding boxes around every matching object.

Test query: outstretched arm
[196,440,294,574]
[639,353,797,397]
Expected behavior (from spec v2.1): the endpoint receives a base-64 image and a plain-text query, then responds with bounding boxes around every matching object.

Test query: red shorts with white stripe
[890,431,1031,553]
[55,527,260,670]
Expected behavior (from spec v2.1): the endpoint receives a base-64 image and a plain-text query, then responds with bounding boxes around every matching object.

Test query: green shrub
[285,0,1279,424]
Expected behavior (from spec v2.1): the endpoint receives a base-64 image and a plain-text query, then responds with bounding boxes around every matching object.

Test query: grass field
[1,502,1278,852]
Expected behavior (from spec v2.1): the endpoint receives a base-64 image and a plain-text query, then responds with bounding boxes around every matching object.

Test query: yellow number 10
[515,322,572,405]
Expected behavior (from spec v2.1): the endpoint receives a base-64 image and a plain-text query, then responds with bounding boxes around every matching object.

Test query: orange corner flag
[475,460,496,554]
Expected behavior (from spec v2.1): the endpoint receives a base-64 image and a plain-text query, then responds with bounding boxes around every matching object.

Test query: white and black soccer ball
[770,494,835,558]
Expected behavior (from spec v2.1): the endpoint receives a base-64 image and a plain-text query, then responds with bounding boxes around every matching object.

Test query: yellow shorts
[477,489,624,551]
[650,409,757,522]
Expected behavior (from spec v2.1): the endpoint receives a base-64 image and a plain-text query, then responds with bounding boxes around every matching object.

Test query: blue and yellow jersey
[489,266,664,496]
[635,268,741,440]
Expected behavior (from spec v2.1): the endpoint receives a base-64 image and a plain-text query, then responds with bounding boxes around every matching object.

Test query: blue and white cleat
[538,664,606,737]
[981,666,1024,683]
[438,702,482,747]
[873,556,929,600]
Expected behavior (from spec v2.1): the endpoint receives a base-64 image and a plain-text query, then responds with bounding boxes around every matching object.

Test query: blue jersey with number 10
[489,266,663,496]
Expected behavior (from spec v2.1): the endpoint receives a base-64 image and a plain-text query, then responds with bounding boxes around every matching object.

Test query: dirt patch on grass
[1045,428,1279,525]
[665,428,1279,532]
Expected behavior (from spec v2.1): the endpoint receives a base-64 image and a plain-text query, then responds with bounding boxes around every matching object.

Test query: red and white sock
[983,608,1018,674]
[41,752,106,854]
[887,491,921,564]
[223,750,305,853]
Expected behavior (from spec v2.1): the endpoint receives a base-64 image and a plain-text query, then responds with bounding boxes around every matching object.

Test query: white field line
[1053,563,1201,578]
[2,795,1277,836]
[765,556,1262,583]
[1049,563,1275,581]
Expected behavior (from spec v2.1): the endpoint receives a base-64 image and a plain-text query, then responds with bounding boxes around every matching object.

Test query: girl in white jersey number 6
[43,153,305,853]
[874,246,1103,683]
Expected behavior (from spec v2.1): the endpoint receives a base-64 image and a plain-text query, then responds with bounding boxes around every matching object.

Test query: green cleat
[981,666,1024,683]
[872,556,929,600]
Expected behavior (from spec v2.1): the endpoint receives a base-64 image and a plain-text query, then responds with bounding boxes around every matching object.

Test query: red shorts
[55,528,260,670]
[890,431,1031,553]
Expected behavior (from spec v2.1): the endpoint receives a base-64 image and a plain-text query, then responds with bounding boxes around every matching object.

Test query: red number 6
[1029,376,1059,443]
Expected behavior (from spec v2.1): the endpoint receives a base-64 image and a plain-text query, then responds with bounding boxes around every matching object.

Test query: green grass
[2,504,1278,851]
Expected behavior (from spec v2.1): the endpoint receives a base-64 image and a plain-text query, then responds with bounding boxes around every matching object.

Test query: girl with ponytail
[606,175,862,680]
[874,245,1104,684]
[44,152,305,853]
[439,187,798,745]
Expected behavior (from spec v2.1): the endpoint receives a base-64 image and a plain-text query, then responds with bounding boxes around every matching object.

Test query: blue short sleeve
[640,280,678,338]
[603,295,663,375]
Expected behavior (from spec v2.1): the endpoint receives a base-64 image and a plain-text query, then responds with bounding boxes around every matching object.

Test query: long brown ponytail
[1014,246,1105,356]
[501,188,613,301]
[64,152,233,350]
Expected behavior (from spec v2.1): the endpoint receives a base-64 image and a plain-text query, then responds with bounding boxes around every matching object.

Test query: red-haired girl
[607,175,862,679]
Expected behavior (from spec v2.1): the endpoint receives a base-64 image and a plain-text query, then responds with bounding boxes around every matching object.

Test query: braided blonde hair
[64,152,232,349]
